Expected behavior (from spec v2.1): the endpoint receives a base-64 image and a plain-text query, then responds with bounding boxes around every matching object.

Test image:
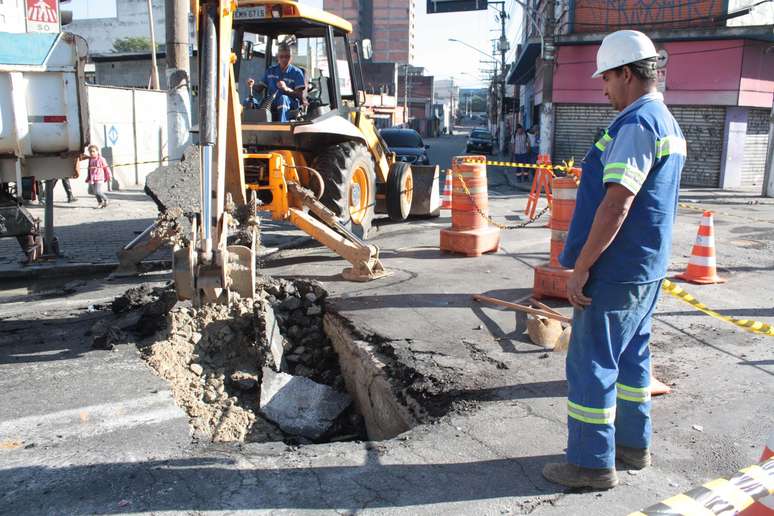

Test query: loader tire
[386,161,413,221]
[313,142,376,239]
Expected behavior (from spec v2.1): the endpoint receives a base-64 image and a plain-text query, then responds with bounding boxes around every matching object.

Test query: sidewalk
[0,187,160,275]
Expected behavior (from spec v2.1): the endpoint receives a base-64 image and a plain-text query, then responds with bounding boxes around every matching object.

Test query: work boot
[542,463,618,490]
[616,446,651,469]
[67,195,77,203]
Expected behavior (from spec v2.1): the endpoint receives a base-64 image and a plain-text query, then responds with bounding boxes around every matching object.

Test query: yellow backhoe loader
[174,0,432,304]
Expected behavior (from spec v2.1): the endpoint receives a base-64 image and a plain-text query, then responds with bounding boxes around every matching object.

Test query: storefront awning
[507,41,541,85]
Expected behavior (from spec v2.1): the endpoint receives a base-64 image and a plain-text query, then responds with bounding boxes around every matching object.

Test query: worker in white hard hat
[542,30,687,490]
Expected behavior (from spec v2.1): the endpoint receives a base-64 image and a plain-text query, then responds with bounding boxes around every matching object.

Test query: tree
[470,95,487,113]
[112,37,153,53]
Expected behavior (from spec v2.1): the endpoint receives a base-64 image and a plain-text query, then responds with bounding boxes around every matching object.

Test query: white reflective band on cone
[694,235,715,247]
[553,188,578,200]
[688,255,716,267]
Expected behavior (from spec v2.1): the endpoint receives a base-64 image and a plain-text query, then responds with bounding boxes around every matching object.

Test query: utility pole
[403,65,409,126]
[496,2,509,155]
[166,0,192,161]
[539,0,556,157]
[146,0,160,90]
[763,104,774,197]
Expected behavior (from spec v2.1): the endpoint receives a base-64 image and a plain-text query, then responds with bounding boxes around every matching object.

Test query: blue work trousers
[566,277,662,469]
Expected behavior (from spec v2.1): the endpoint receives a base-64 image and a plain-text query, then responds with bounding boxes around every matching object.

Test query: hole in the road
[132,279,417,445]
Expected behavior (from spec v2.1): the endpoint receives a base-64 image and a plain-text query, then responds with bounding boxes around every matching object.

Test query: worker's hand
[276,80,289,92]
[567,268,592,310]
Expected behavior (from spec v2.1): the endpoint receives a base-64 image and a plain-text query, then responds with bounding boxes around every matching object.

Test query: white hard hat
[592,30,658,78]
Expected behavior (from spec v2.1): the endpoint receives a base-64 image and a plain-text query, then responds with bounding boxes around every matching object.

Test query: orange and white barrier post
[439,156,500,257]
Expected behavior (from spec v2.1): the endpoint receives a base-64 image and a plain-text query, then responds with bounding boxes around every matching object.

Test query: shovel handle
[473,294,572,324]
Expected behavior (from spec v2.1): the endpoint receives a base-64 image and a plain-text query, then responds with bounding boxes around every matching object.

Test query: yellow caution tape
[458,156,580,174]
[678,202,774,225]
[661,279,774,337]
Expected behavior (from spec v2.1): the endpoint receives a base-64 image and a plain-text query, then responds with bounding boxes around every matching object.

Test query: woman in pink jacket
[84,144,112,208]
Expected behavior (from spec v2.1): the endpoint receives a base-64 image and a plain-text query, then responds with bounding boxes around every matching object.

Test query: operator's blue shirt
[260,63,305,112]
[559,92,686,283]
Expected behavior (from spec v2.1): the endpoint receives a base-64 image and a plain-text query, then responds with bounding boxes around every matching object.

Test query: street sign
[427,0,488,14]
[26,0,60,34]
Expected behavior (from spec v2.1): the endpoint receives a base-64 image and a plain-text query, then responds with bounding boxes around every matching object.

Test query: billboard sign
[427,0,488,14]
[26,0,60,33]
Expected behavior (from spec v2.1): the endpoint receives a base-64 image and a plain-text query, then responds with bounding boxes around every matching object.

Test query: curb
[0,260,172,282]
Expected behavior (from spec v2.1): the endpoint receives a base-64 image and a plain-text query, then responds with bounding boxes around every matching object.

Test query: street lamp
[447,38,497,63]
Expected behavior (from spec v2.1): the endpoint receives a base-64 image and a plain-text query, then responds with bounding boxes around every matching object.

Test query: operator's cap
[592,30,658,78]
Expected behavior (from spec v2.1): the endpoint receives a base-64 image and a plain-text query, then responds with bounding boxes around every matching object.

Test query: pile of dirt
[134,278,365,444]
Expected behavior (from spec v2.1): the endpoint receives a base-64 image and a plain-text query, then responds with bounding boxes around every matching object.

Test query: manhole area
[122,279,369,445]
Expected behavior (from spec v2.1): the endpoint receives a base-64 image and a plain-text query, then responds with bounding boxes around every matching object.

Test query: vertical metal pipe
[198,5,218,252]
[44,180,54,253]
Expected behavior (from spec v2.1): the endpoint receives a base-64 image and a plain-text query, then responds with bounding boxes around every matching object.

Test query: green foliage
[469,95,487,112]
[112,37,153,53]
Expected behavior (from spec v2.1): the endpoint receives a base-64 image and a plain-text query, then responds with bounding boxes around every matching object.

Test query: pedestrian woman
[84,144,111,208]
[511,125,530,182]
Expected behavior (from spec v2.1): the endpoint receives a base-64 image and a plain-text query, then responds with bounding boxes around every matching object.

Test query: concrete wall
[361,62,398,95]
[0,0,25,33]
[65,0,183,55]
[72,85,167,194]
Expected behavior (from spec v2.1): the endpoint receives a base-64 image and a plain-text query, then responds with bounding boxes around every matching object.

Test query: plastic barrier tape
[630,457,774,515]
[678,202,774,225]
[458,156,580,175]
[661,279,774,337]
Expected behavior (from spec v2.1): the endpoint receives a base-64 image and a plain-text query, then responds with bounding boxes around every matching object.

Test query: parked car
[379,128,431,165]
[466,128,494,154]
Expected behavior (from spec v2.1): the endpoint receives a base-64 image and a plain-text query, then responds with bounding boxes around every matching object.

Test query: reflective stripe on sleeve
[595,131,614,151]
[617,383,651,403]
[656,136,688,158]
[567,400,616,425]
[603,162,646,192]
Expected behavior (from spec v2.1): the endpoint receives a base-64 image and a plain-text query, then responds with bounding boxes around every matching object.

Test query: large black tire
[386,162,413,221]
[312,142,376,239]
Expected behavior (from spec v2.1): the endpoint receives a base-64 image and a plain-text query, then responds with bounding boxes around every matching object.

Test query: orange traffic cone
[676,210,726,284]
[441,170,453,209]
[739,431,774,515]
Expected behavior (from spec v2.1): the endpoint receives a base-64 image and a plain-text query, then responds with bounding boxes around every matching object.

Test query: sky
[304,0,524,89]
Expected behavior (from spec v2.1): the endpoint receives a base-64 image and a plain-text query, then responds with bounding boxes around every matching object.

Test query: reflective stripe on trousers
[566,278,662,469]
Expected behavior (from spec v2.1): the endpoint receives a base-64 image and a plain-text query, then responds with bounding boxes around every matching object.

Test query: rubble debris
[260,367,351,439]
[144,144,200,234]
[131,277,364,444]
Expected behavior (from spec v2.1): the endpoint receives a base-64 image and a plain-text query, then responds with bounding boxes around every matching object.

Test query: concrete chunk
[259,304,285,371]
[260,368,351,439]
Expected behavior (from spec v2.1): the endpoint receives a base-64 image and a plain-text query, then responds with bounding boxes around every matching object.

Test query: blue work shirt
[261,63,305,112]
[559,92,686,283]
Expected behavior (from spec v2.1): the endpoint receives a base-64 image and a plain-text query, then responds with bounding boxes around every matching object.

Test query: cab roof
[235,0,352,34]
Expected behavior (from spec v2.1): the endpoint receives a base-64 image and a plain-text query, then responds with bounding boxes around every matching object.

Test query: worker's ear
[622,65,633,84]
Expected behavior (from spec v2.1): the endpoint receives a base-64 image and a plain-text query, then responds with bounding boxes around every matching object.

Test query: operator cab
[232,2,364,127]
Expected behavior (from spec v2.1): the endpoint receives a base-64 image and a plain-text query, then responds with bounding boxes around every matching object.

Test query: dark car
[466,128,494,154]
[380,128,431,165]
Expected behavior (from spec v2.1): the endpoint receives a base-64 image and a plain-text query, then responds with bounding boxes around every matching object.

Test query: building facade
[324,0,416,64]
[508,0,774,189]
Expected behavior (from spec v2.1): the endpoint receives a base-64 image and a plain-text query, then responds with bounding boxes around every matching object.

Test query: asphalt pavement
[1,131,773,515]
